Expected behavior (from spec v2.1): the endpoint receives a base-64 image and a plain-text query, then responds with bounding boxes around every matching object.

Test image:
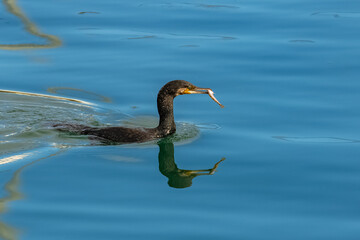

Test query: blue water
[1,0,360,239]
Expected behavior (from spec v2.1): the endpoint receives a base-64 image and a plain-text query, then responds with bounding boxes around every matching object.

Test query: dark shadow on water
[158,139,225,189]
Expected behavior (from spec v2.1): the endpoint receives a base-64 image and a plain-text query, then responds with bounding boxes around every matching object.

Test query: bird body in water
[56,80,223,143]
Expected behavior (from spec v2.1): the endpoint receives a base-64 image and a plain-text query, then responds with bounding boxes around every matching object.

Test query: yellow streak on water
[0,153,32,165]
[0,148,65,240]
[0,89,95,106]
[0,0,62,50]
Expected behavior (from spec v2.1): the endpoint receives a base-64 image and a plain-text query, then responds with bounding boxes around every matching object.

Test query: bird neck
[156,92,176,136]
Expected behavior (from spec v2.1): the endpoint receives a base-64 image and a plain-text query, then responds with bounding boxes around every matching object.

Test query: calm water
[1,0,360,239]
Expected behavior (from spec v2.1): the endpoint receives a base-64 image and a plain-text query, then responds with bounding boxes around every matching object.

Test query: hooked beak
[182,87,224,108]
[183,87,208,95]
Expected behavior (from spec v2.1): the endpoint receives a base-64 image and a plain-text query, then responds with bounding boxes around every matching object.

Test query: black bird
[56,80,223,143]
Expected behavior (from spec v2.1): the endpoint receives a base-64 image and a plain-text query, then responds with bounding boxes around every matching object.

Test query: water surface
[1,0,360,239]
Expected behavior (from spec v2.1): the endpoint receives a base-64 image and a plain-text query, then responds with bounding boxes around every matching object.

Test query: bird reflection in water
[158,139,225,189]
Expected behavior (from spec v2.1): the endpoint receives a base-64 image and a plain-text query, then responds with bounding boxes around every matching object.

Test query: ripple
[196,123,221,129]
[199,4,239,9]
[77,28,235,42]
[0,90,202,158]
[273,136,360,143]
[0,90,100,155]
[47,87,111,103]
[311,12,360,18]
[180,45,200,48]
[289,40,315,43]
[0,0,62,50]
[140,2,240,10]
[119,115,200,146]
[78,11,100,15]
[128,35,157,40]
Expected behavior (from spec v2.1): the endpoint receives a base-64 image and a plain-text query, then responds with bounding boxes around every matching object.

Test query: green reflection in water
[0,142,223,239]
[158,139,225,189]
[0,149,64,240]
[0,0,62,50]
